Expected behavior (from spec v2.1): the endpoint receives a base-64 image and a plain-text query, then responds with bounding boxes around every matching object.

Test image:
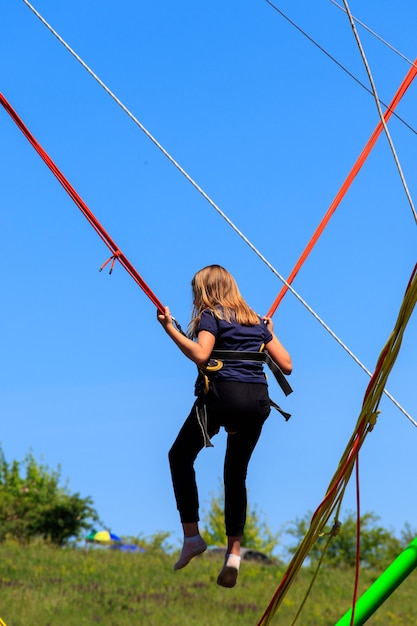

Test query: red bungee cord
[0,92,166,317]
[266,58,417,318]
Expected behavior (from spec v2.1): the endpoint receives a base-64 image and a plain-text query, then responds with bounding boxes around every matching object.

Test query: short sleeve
[197,310,218,337]
[263,323,273,345]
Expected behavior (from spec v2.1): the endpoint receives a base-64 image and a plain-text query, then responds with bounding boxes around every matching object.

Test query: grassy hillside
[0,541,416,625]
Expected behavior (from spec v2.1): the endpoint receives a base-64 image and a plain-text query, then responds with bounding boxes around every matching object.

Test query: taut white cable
[265,0,417,137]
[341,0,417,224]
[329,0,417,70]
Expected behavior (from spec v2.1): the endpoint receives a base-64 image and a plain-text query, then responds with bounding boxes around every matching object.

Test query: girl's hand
[157,306,174,331]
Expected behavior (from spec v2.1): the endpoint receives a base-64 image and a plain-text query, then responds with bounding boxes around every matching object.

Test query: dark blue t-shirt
[197,309,273,384]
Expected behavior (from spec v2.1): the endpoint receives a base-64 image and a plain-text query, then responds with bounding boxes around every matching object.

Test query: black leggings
[168,381,271,537]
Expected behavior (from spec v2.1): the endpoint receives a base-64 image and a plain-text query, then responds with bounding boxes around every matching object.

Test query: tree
[287,510,403,568]
[0,447,100,545]
[200,487,280,556]
[400,521,417,547]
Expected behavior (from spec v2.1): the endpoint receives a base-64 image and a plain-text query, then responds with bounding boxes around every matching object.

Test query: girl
[157,265,292,588]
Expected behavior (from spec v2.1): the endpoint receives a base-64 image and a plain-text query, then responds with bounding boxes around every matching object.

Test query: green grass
[0,542,416,625]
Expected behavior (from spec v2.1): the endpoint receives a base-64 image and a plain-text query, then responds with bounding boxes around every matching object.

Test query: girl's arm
[157,306,215,367]
[262,317,293,375]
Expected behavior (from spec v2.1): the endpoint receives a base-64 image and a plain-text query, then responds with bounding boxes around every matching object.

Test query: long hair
[188,265,260,337]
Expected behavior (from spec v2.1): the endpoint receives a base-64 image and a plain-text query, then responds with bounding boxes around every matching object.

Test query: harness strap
[269,399,292,421]
[209,350,293,397]
[196,350,293,428]
[195,401,214,448]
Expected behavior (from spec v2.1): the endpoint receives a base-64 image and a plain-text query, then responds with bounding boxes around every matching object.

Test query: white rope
[341,0,417,224]
[329,0,417,70]
[21,0,416,427]
[265,0,417,137]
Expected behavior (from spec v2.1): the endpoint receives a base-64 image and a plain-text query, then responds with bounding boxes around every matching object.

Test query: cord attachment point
[99,250,122,274]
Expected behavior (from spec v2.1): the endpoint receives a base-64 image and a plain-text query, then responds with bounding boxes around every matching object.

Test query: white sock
[173,535,207,571]
[217,553,241,588]
[225,553,241,569]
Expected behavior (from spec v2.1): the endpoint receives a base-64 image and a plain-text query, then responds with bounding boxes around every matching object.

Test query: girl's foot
[173,535,207,571]
[217,553,241,588]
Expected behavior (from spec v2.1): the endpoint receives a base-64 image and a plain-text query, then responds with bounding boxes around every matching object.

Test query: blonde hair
[188,265,260,337]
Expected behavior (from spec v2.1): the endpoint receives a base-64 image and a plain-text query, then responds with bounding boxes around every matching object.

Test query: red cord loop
[99,250,122,274]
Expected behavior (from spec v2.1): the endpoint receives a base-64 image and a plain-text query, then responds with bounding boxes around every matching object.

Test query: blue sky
[1,1,416,552]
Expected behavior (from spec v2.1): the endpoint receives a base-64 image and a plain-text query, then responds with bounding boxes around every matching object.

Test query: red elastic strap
[0,93,165,315]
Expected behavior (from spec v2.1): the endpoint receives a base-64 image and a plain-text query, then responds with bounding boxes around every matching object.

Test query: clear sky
[1,1,416,553]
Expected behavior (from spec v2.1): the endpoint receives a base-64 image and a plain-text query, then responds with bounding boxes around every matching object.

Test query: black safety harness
[197,348,293,421]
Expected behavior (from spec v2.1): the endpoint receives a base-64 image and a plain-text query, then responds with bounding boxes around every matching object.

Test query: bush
[0,446,100,545]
